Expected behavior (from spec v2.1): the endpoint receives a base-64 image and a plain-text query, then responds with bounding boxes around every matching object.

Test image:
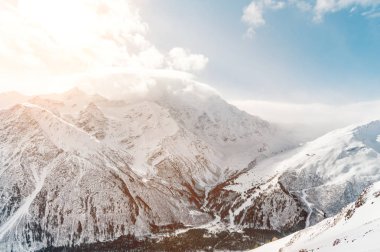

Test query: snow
[210,119,380,234]
[4,87,380,250]
[189,210,204,216]
[1,86,296,249]
[301,189,314,228]
[275,120,380,222]
[21,103,102,151]
[252,182,380,252]
[1,86,296,183]
[225,147,301,193]
[0,156,59,241]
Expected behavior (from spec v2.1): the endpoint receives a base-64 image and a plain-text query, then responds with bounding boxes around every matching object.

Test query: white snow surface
[228,119,380,221]
[301,189,314,228]
[209,118,380,234]
[277,120,380,220]
[252,181,380,252]
[225,147,302,193]
[1,86,294,181]
[0,156,58,241]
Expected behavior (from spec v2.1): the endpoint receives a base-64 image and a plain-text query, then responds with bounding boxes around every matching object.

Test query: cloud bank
[232,99,380,139]
[168,48,209,72]
[0,0,208,94]
[77,68,218,102]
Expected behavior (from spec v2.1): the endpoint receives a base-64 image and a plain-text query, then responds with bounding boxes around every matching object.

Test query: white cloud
[0,0,150,74]
[366,11,380,18]
[231,99,380,139]
[76,68,218,104]
[242,0,380,35]
[136,46,165,69]
[242,2,266,29]
[289,0,313,12]
[242,0,285,37]
[167,47,209,72]
[0,0,208,94]
[314,0,380,21]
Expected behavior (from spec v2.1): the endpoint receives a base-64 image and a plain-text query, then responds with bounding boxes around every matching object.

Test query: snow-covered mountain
[252,181,380,252]
[279,121,380,225]
[2,83,380,251]
[0,84,294,251]
[206,120,380,232]
[0,91,29,109]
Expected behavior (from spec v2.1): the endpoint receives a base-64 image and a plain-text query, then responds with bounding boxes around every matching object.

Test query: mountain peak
[63,87,87,98]
[83,102,105,117]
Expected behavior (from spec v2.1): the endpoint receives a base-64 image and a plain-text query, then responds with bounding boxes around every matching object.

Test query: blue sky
[140,0,380,103]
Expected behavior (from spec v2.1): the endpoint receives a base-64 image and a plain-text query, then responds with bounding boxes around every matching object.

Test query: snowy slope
[2,85,380,251]
[252,181,380,252]
[33,86,295,181]
[205,149,307,232]
[156,84,295,175]
[206,120,380,232]
[279,121,380,224]
[0,85,295,250]
[0,103,211,251]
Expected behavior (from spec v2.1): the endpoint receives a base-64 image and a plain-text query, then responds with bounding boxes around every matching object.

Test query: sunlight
[18,0,97,46]
[0,0,151,94]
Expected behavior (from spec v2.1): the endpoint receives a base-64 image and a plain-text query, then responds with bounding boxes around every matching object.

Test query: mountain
[0,91,29,109]
[0,84,294,251]
[206,120,380,232]
[2,84,379,251]
[252,181,380,252]
[278,121,380,224]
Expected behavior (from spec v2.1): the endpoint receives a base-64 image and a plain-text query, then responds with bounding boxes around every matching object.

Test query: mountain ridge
[0,86,295,251]
[1,86,380,251]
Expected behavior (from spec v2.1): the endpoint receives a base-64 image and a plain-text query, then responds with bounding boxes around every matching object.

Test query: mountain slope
[252,181,380,252]
[0,85,295,251]
[279,121,380,224]
[4,85,378,251]
[0,104,213,251]
[206,120,380,231]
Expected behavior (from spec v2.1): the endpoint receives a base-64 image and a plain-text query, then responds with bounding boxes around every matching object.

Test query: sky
[1,0,380,133]
[139,0,380,103]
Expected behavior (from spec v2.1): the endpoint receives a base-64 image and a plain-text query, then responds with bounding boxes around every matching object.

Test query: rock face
[0,86,293,251]
[76,103,108,140]
[206,178,307,232]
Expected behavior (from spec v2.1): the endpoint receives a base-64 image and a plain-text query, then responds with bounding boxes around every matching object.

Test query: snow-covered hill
[0,84,294,251]
[252,181,380,252]
[206,120,380,231]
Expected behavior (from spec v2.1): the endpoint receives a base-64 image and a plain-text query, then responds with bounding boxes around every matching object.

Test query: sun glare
[18,0,96,46]
[0,0,148,94]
